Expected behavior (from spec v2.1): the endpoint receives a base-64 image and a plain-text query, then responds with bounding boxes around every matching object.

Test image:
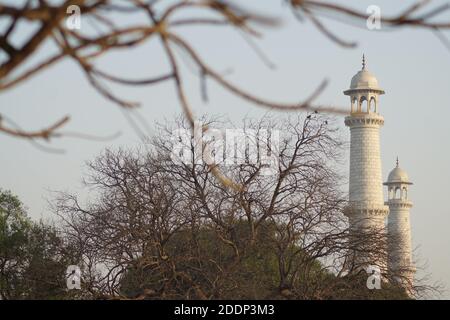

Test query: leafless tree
[52,114,437,299]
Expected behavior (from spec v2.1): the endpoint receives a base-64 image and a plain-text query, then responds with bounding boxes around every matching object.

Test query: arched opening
[351,97,357,113]
[369,96,376,113]
[402,187,408,200]
[395,187,401,199]
[388,187,394,200]
[360,96,368,113]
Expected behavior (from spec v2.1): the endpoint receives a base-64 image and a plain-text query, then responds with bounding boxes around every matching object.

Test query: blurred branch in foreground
[1,0,450,140]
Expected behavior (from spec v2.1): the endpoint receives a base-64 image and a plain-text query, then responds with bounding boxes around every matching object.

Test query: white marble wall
[345,113,388,226]
[387,201,415,286]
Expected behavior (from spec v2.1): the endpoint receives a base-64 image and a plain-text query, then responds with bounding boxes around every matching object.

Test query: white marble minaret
[384,159,415,288]
[344,56,389,231]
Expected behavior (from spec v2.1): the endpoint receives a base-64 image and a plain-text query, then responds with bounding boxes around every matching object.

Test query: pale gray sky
[1,0,449,298]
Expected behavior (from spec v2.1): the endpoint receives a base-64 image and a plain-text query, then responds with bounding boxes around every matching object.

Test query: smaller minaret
[384,159,415,290]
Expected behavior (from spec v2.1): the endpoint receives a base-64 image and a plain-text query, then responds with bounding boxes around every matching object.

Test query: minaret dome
[384,159,413,200]
[344,55,385,114]
[386,162,412,185]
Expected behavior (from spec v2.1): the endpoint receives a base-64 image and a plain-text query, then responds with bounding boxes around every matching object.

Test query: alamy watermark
[171,121,280,176]
[66,265,81,290]
[367,5,382,30]
[366,265,381,289]
[66,5,81,30]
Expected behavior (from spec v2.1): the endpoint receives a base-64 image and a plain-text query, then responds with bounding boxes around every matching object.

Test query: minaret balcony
[344,202,389,217]
[345,113,385,128]
[385,199,413,209]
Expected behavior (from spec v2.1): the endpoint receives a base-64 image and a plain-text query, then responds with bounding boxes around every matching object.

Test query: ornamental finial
[362,54,366,70]
[396,156,399,167]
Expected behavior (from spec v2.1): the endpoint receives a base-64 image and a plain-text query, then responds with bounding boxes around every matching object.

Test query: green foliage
[120,221,325,299]
[0,189,413,300]
[120,221,279,299]
[119,220,412,300]
[326,273,411,300]
[0,189,30,298]
[0,189,71,299]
